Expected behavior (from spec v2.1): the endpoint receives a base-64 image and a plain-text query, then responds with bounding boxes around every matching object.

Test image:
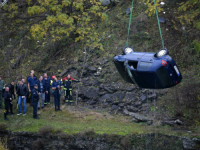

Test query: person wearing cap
[32,84,40,119]
[51,76,62,111]
[43,73,51,106]
[62,74,81,105]
[0,75,6,109]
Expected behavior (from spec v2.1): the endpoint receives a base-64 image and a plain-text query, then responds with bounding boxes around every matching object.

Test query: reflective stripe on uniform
[69,100,73,102]
[70,90,72,96]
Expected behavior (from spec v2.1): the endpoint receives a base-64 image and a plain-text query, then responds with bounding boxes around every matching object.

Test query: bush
[0,123,8,133]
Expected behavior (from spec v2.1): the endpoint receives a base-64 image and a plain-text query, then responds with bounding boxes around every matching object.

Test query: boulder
[161,119,185,126]
[83,87,99,100]
[87,101,97,105]
[112,91,125,101]
[88,66,97,73]
[104,87,114,93]
[140,95,147,103]
[99,94,111,102]
[147,93,157,100]
[134,102,142,107]
[127,106,139,112]
[111,105,118,110]
[125,92,138,102]
[183,138,195,150]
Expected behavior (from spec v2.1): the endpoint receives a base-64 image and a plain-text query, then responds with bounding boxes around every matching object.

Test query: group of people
[0,70,81,121]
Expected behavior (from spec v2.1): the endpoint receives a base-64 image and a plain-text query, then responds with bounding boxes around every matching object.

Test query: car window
[138,62,153,71]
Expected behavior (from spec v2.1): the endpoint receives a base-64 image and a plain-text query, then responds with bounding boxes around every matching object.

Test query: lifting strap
[154,0,164,48]
[126,0,165,48]
[126,0,134,46]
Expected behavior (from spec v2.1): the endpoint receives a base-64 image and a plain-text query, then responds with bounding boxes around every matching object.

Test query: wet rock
[111,105,118,110]
[88,66,97,73]
[99,94,111,102]
[83,87,99,100]
[87,101,96,105]
[112,91,125,101]
[125,92,138,102]
[147,93,157,100]
[183,138,195,150]
[140,95,147,103]
[134,102,142,107]
[127,106,139,112]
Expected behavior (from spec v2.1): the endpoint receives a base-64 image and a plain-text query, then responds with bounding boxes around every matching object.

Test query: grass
[0,101,196,137]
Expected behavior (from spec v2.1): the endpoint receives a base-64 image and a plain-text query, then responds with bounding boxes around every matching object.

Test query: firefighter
[4,87,12,120]
[62,74,81,105]
[51,76,62,111]
[32,84,40,119]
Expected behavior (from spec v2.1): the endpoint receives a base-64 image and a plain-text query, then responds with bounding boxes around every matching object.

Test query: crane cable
[126,0,165,48]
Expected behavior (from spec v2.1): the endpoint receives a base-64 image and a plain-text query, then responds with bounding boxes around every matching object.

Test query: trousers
[54,92,60,110]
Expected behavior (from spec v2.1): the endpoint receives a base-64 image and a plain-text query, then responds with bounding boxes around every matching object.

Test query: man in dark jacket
[9,81,16,99]
[4,87,12,120]
[0,75,6,109]
[17,80,28,116]
[51,76,62,111]
[43,73,51,106]
[32,84,40,119]
[62,74,80,105]
[35,76,46,109]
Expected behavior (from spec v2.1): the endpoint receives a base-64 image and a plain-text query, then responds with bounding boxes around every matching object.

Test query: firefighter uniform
[32,86,40,119]
[62,77,79,104]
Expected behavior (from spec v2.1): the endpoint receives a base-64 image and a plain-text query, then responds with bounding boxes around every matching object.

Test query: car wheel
[156,48,169,57]
[122,46,134,55]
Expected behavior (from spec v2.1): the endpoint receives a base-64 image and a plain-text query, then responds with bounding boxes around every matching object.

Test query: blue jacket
[27,76,37,87]
[35,80,46,93]
[51,80,62,93]
[43,77,51,90]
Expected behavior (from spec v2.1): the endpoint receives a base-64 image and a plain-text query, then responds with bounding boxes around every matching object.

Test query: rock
[112,91,125,102]
[124,109,152,122]
[88,66,97,73]
[127,106,139,112]
[134,102,142,107]
[82,70,87,75]
[125,92,138,102]
[140,95,147,103]
[104,87,114,93]
[99,94,111,102]
[159,17,166,23]
[161,119,185,126]
[147,93,157,100]
[124,85,136,91]
[83,87,99,100]
[111,105,118,110]
[125,8,131,15]
[87,101,96,105]
[60,69,68,77]
[98,59,109,65]
[99,91,108,96]
[183,138,195,150]
[100,0,110,6]
[147,120,153,126]
[132,118,139,123]
[123,109,129,115]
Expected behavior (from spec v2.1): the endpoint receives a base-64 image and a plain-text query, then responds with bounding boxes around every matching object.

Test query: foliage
[26,0,108,50]
[177,0,200,29]
[142,0,163,16]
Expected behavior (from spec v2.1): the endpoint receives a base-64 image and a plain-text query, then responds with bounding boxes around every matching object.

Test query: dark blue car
[113,46,182,89]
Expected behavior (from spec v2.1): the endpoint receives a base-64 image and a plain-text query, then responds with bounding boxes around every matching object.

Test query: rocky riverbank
[1,131,200,150]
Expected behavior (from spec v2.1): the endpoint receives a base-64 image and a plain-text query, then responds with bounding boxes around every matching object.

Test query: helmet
[52,75,56,80]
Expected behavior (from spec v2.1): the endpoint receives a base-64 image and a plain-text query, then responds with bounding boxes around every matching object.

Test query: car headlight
[157,49,167,57]
[125,47,133,54]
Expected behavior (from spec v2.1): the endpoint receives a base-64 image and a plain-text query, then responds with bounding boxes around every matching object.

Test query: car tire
[155,48,169,58]
[122,46,134,55]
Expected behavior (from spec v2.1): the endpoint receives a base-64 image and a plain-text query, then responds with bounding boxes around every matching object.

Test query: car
[113,46,182,89]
